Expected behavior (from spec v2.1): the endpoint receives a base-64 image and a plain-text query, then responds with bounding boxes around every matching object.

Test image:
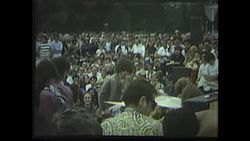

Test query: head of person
[174,77,192,97]
[180,84,203,101]
[54,35,60,42]
[83,93,92,105]
[189,45,198,56]
[162,108,199,137]
[121,80,157,116]
[51,57,71,81]
[89,76,97,86]
[200,53,207,63]
[35,59,60,112]
[92,66,98,76]
[53,108,102,135]
[36,59,60,93]
[41,35,48,43]
[115,58,134,80]
[204,52,216,65]
[174,46,182,55]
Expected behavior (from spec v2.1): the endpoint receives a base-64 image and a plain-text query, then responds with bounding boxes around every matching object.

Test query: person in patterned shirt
[101,80,163,136]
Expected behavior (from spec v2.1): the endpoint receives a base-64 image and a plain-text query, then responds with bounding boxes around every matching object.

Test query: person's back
[101,107,162,136]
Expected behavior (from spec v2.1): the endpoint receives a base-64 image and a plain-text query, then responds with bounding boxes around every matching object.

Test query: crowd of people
[34,30,218,137]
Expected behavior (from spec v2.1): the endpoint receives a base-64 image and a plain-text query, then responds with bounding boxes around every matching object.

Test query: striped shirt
[38,43,51,59]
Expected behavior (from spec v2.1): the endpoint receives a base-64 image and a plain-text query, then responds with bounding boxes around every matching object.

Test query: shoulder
[101,116,118,129]
[40,89,53,97]
[141,116,163,135]
[146,116,162,127]
[39,89,54,102]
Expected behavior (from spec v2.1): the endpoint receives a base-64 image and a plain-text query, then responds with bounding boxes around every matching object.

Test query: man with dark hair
[169,46,185,65]
[97,58,135,118]
[53,108,102,135]
[51,56,73,107]
[162,108,199,137]
[101,80,163,136]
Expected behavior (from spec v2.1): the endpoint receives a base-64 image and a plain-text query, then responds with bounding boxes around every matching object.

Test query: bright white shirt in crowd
[203,60,219,91]
[197,63,208,88]
[131,44,145,57]
[104,41,112,52]
[85,84,92,92]
[157,46,171,63]
[211,49,218,60]
[157,46,171,57]
[66,76,74,85]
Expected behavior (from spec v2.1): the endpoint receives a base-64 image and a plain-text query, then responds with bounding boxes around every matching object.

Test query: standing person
[51,56,73,107]
[37,35,51,60]
[37,61,69,122]
[97,58,135,118]
[34,60,61,135]
[101,80,163,136]
[50,35,63,58]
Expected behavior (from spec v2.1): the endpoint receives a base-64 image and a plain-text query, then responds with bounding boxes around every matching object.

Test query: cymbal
[104,101,125,106]
[155,95,182,109]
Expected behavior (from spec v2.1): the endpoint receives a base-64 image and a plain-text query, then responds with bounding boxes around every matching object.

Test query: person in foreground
[100,80,163,136]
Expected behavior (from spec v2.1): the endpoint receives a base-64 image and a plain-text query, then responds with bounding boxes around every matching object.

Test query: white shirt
[197,63,208,88]
[203,60,219,91]
[66,76,74,85]
[157,46,171,57]
[85,84,92,92]
[104,41,112,52]
[131,44,145,57]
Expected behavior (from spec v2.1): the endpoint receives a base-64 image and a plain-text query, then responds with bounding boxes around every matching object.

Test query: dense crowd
[34,30,218,137]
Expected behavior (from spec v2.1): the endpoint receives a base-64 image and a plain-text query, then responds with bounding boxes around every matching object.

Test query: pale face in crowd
[83,93,92,105]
